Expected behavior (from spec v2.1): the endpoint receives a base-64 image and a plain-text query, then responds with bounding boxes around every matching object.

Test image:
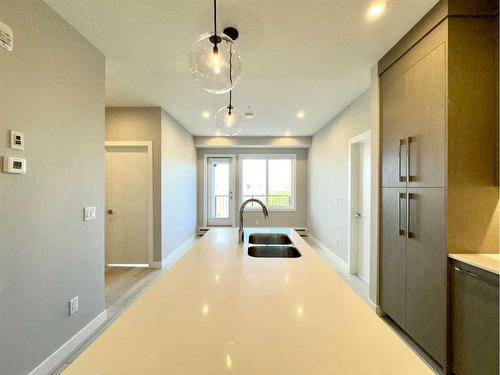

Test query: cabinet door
[381,72,408,188]
[405,188,446,365]
[451,262,499,375]
[380,188,407,328]
[405,43,446,188]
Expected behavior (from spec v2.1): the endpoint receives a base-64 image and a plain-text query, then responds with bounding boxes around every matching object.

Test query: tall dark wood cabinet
[379,0,499,370]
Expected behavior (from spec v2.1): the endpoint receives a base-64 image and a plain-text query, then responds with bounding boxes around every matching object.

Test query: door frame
[105,141,154,267]
[347,130,371,280]
[202,154,236,227]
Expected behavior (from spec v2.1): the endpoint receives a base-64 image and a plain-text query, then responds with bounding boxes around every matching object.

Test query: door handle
[355,213,362,219]
[406,193,414,239]
[107,209,115,215]
[398,139,407,183]
[398,192,406,236]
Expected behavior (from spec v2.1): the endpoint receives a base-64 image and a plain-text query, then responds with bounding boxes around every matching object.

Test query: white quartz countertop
[449,253,500,275]
[65,228,433,374]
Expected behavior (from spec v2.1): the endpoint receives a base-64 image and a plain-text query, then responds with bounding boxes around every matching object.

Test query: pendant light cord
[213,0,217,38]
[228,45,233,114]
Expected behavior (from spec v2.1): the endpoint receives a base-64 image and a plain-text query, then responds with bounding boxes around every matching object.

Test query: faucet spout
[239,199,269,243]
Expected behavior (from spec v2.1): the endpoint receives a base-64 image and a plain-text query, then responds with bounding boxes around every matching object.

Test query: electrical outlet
[69,296,79,316]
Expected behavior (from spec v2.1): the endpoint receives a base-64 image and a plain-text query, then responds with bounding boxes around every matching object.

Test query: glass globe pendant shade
[189,32,242,94]
[215,105,243,136]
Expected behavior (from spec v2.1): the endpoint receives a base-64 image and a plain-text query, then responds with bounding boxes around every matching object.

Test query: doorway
[105,142,153,267]
[348,131,371,285]
[206,156,235,226]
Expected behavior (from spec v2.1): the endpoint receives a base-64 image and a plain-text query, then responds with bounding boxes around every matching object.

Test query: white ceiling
[45,0,438,136]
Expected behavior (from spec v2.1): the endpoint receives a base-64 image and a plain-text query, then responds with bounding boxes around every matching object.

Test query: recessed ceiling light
[202,111,210,118]
[215,131,221,136]
[245,112,254,119]
[368,1,386,18]
[285,131,291,136]
[297,111,305,119]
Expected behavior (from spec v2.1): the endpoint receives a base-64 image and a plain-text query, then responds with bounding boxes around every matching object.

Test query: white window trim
[239,154,297,212]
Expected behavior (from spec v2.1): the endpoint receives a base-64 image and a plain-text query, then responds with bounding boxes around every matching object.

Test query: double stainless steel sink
[247,233,301,258]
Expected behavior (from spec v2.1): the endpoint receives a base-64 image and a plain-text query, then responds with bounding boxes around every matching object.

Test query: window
[240,154,296,210]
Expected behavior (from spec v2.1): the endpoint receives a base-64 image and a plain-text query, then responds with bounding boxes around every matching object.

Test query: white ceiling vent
[0,20,13,51]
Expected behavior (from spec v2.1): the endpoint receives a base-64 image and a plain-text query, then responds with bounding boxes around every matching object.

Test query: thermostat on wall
[3,156,26,174]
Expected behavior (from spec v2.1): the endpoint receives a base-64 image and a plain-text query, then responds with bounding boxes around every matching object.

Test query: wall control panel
[3,156,26,174]
[10,130,24,150]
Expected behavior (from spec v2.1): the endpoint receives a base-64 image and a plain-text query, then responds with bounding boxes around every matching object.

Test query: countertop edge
[449,253,500,275]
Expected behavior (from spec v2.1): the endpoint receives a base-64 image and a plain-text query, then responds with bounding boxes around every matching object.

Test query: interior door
[207,157,234,226]
[105,145,150,265]
[405,43,446,188]
[381,70,408,188]
[380,187,407,329]
[354,140,371,283]
[405,188,445,365]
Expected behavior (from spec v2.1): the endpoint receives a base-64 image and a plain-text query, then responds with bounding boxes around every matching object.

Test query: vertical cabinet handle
[398,192,406,236]
[407,192,414,239]
[406,136,412,182]
[398,139,407,182]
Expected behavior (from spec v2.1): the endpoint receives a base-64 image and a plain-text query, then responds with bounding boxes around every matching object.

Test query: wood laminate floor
[105,266,157,308]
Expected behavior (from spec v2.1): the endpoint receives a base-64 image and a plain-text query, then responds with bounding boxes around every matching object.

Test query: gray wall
[105,108,197,261]
[309,90,371,262]
[197,148,309,228]
[0,1,105,374]
[161,110,197,258]
[105,107,163,262]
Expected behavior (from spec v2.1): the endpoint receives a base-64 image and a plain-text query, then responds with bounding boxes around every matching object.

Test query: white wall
[369,65,381,305]
[308,90,371,263]
[0,1,105,373]
[161,110,197,258]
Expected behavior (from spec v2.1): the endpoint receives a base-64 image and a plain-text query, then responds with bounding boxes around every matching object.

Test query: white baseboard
[151,234,196,269]
[150,260,163,269]
[29,310,107,375]
[308,235,349,272]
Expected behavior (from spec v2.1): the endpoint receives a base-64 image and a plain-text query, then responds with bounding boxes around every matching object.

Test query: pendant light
[215,90,243,136]
[189,0,242,94]
[214,37,243,136]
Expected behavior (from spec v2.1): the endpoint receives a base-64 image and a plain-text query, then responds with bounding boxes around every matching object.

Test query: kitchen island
[64,228,433,374]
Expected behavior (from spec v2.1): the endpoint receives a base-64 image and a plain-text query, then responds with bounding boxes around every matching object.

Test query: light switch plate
[10,130,24,150]
[83,206,96,221]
